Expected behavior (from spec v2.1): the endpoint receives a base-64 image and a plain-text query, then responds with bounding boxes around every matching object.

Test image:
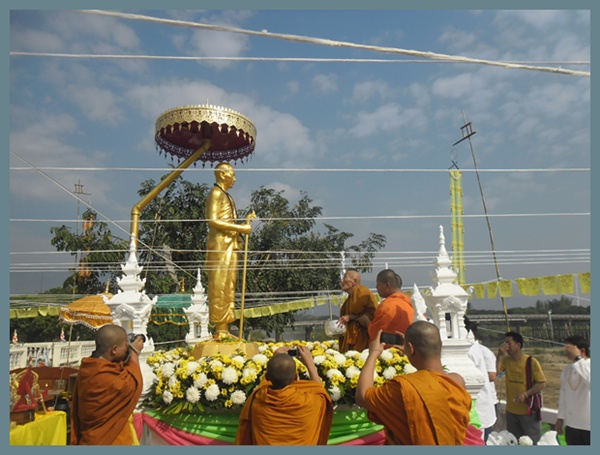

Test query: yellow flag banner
[10,272,591,322]
[557,274,575,294]
[473,284,485,299]
[498,280,514,298]
[10,306,61,319]
[542,275,559,295]
[315,296,328,306]
[516,277,541,297]
[579,272,591,293]
[467,272,588,299]
[329,295,343,306]
[487,281,498,298]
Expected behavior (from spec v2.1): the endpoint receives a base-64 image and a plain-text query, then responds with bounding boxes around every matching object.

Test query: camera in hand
[380,332,404,346]
[128,333,147,343]
[287,347,299,357]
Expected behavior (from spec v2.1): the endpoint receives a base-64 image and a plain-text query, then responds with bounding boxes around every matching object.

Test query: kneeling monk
[235,346,333,445]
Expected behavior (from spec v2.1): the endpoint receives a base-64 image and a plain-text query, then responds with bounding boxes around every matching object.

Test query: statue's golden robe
[205,183,243,330]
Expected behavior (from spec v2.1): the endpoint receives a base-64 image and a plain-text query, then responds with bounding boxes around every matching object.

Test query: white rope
[10,166,591,173]
[75,10,590,77]
[8,212,591,224]
[9,51,591,67]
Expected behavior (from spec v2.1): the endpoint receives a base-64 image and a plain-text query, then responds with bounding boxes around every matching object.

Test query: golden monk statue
[205,162,253,339]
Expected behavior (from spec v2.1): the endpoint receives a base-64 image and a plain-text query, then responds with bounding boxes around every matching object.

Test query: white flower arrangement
[144,340,409,414]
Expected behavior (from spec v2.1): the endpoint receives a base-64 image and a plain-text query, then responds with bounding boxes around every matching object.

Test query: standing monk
[356,322,473,445]
[205,162,252,339]
[368,269,414,344]
[337,268,377,353]
[71,325,145,445]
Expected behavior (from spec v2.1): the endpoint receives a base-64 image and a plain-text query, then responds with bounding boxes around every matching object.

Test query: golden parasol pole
[238,211,256,342]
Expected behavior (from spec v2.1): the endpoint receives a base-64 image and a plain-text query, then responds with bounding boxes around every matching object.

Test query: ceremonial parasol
[59,289,113,366]
[59,292,113,329]
[154,103,256,165]
[129,104,257,247]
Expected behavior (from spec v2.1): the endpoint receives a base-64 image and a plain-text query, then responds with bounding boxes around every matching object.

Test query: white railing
[9,341,96,370]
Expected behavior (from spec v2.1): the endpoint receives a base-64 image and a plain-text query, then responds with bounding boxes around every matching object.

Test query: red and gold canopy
[155,104,256,165]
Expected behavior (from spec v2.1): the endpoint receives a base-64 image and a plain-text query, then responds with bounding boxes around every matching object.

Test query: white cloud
[179,29,249,70]
[69,87,126,125]
[438,28,478,53]
[49,11,141,53]
[350,104,427,138]
[262,181,304,205]
[9,110,116,205]
[10,28,64,53]
[287,80,300,95]
[352,80,389,102]
[497,11,569,30]
[312,73,338,93]
[125,79,317,168]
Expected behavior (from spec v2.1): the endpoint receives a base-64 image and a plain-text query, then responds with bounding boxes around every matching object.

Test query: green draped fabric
[142,408,383,445]
[150,294,192,326]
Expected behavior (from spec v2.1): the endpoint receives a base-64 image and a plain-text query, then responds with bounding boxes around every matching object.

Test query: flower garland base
[191,340,260,359]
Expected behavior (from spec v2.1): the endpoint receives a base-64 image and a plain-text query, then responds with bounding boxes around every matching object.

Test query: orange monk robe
[368,292,414,343]
[339,285,377,353]
[363,370,472,445]
[235,378,334,445]
[71,357,143,445]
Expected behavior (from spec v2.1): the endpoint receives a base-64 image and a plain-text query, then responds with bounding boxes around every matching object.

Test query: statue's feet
[214,330,234,341]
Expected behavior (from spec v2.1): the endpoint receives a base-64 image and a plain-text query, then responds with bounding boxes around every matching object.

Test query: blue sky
[8,8,591,311]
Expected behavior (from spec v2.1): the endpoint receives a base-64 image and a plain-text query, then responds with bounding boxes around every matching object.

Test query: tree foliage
[232,187,387,338]
[135,175,210,295]
[47,177,388,341]
[49,208,128,294]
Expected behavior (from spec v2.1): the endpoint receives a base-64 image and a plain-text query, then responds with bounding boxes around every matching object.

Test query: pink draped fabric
[464,425,485,446]
[340,430,385,445]
[142,413,231,445]
[133,413,144,441]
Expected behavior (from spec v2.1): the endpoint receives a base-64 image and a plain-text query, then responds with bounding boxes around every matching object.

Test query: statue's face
[217,165,236,190]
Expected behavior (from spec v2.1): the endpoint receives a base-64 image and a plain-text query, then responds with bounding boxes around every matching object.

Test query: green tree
[10,317,95,343]
[234,187,387,339]
[50,208,128,294]
[48,178,387,342]
[135,175,210,295]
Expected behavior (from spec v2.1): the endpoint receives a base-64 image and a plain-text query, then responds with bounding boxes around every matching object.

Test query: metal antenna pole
[454,112,510,330]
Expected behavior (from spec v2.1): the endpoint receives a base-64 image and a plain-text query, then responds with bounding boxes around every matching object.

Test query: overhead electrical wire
[73,9,590,77]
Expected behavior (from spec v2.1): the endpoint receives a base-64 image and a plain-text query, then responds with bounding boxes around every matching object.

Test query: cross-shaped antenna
[452,121,476,146]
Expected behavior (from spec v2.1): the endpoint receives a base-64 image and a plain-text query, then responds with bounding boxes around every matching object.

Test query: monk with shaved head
[236,345,333,445]
[356,321,473,445]
[337,268,377,353]
[71,324,145,445]
[368,268,414,345]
